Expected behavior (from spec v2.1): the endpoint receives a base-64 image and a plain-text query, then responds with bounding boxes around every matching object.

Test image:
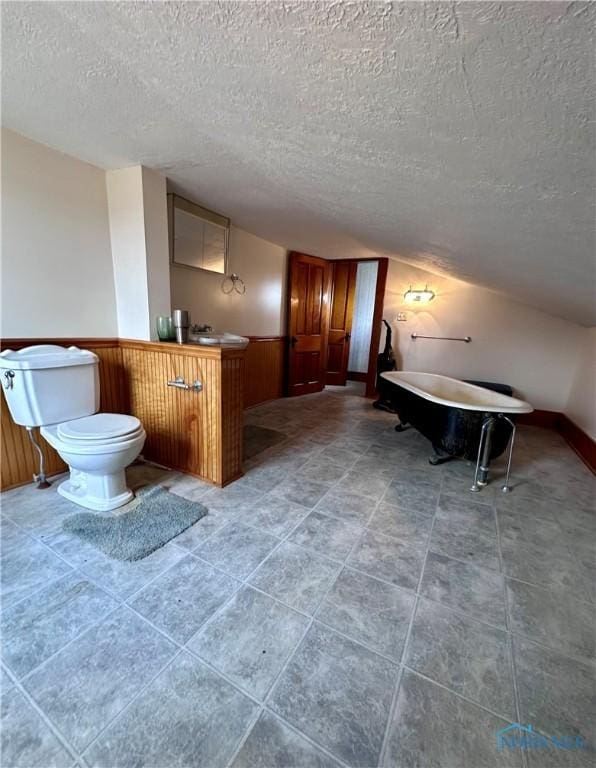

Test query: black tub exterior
[385,379,514,461]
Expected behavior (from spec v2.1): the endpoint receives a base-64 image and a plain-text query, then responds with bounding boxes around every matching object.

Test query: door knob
[345,332,351,341]
[290,336,298,347]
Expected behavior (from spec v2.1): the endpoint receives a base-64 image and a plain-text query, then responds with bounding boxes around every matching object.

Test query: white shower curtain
[348,261,378,373]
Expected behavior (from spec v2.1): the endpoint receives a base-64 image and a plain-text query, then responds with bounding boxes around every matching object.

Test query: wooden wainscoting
[119,340,244,486]
[1,395,67,490]
[244,336,286,408]
[222,354,245,482]
[0,339,124,490]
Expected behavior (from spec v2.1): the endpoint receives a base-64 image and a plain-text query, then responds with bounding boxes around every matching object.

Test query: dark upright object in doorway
[372,320,398,413]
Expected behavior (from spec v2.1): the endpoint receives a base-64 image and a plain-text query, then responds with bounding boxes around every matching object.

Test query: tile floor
[1,384,595,767]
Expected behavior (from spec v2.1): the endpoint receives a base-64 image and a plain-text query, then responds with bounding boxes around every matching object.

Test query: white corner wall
[383,260,588,412]
[565,327,596,440]
[1,128,117,337]
[106,166,170,340]
[170,226,287,336]
[141,167,171,331]
[105,167,149,340]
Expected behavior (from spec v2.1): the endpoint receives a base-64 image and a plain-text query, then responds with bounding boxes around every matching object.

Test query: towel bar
[411,334,471,343]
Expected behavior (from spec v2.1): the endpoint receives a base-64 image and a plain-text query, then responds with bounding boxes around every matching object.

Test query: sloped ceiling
[2,1,594,324]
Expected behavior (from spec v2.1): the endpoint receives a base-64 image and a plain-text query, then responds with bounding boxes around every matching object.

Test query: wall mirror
[168,193,229,274]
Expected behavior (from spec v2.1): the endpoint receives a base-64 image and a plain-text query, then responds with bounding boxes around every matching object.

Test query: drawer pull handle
[167,376,202,392]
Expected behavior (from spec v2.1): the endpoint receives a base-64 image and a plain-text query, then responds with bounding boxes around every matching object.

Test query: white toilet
[0,344,146,511]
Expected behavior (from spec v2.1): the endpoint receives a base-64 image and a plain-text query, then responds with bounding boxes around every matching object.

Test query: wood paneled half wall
[0,338,245,490]
[244,336,285,408]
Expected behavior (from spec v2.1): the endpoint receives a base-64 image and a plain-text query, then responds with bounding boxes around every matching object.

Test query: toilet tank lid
[0,345,99,370]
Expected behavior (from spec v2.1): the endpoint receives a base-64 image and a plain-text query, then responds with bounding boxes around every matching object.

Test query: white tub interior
[381,371,533,414]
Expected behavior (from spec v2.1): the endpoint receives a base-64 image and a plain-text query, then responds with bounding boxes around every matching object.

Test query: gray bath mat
[62,487,208,561]
[243,424,287,460]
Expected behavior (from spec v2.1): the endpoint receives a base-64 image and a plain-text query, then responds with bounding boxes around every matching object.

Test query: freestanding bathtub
[380,371,533,490]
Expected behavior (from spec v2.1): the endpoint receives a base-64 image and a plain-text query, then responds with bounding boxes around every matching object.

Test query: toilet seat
[58,413,142,444]
[42,422,146,456]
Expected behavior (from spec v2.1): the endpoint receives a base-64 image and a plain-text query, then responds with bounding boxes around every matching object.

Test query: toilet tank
[0,345,100,427]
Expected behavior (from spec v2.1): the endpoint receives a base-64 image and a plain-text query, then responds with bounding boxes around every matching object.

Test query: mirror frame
[168,193,230,274]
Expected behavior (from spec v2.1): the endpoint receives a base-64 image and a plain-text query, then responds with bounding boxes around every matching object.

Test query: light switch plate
[396,312,407,321]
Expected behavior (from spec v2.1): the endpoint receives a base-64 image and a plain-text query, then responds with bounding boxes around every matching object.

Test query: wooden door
[287,252,331,396]
[326,260,357,385]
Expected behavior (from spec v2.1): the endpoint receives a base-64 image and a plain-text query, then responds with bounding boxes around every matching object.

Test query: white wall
[105,167,149,340]
[170,226,287,336]
[141,167,171,334]
[383,260,588,412]
[1,129,284,341]
[1,128,117,337]
[106,166,171,341]
[565,327,596,439]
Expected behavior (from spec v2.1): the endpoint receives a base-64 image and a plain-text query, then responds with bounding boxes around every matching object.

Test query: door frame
[332,257,388,398]
[285,254,388,399]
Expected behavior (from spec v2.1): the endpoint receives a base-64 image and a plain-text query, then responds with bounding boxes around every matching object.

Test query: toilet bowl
[42,413,146,511]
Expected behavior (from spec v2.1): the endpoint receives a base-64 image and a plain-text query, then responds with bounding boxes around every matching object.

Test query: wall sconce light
[403,285,435,303]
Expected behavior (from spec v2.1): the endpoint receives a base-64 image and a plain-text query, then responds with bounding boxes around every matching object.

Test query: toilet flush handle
[167,376,202,392]
[3,370,15,390]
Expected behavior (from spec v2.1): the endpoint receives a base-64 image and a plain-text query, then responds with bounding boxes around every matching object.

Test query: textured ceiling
[2,1,595,324]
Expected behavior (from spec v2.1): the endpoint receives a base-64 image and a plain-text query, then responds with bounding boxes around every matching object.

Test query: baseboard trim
[518,409,595,475]
[557,414,596,475]
[516,409,560,429]
[347,371,368,383]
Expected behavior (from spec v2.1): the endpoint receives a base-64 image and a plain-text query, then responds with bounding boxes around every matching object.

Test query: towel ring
[221,273,246,295]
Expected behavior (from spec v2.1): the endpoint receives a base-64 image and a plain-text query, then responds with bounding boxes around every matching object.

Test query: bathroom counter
[119,338,245,360]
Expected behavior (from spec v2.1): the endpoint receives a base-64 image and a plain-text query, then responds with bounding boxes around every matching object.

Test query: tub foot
[429,448,453,466]
[373,400,398,414]
[429,455,447,465]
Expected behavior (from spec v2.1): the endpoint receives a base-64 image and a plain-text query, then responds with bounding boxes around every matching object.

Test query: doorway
[286,252,388,398]
[346,261,379,385]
